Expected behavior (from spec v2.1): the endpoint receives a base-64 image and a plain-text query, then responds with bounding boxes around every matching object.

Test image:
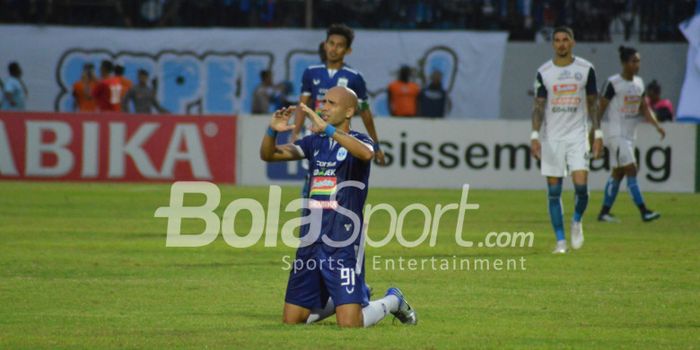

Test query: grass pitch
[0,182,698,349]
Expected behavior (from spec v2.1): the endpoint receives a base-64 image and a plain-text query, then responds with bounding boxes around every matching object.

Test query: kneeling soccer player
[260,86,417,327]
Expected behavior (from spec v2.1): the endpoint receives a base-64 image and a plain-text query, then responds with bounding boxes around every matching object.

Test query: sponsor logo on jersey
[574,72,583,81]
[313,79,321,85]
[557,70,572,80]
[553,84,578,95]
[551,96,581,105]
[310,176,337,196]
[313,168,336,176]
[307,200,339,210]
[621,95,642,114]
[624,95,641,105]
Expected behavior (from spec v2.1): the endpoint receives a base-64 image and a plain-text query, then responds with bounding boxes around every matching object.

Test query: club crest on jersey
[313,79,321,85]
[336,147,348,161]
[337,78,349,87]
[574,72,583,81]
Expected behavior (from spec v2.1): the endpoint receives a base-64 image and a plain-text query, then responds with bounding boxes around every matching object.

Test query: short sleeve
[352,73,369,102]
[534,73,547,98]
[294,135,313,160]
[353,133,374,152]
[586,67,598,96]
[602,80,615,100]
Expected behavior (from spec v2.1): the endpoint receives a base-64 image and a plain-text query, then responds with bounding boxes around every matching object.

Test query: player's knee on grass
[335,304,363,327]
[283,303,311,324]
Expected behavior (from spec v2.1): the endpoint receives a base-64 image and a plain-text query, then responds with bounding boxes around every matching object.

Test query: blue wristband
[324,124,336,137]
[374,142,381,152]
[266,126,277,138]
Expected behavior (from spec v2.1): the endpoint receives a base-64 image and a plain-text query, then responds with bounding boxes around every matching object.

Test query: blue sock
[603,177,621,208]
[573,184,588,223]
[627,176,645,207]
[547,180,565,241]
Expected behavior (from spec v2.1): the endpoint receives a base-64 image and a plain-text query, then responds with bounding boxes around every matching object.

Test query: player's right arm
[639,96,665,140]
[260,107,305,162]
[530,72,547,160]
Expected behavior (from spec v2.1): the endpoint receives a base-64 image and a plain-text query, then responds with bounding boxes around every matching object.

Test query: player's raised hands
[299,102,327,133]
[269,107,295,132]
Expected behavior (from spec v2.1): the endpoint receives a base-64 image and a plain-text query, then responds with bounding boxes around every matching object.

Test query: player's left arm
[640,96,665,140]
[300,103,374,162]
[260,107,305,162]
[586,67,603,159]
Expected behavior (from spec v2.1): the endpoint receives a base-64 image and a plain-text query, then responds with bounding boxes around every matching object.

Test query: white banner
[238,117,696,192]
[0,25,507,119]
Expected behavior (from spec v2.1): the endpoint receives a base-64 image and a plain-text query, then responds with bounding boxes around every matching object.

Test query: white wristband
[530,130,540,140]
[594,129,603,139]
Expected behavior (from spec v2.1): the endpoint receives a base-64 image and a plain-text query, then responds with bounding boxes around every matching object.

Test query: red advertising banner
[0,112,237,183]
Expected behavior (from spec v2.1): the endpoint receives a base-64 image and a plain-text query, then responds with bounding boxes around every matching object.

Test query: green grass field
[0,182,698,349]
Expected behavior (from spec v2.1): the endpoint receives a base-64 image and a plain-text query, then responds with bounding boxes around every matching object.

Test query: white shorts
[606,135,636,168]
[540,138,589,177]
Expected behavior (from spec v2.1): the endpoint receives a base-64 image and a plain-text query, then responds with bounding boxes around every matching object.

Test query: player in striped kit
[597,46,665,223]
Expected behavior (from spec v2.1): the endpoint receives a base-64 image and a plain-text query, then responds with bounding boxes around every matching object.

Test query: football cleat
[552,240,568,254]
[597,213,621,223]
[385,287,417,325]
[642,211,661,222]
[570,221,584,250]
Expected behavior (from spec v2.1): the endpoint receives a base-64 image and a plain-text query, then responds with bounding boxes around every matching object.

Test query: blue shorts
[285,243,368,309]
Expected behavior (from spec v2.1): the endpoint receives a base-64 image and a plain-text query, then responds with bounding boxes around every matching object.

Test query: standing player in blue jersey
[260,86,416,327]
[596,46,664,223]
[291,24,385,166]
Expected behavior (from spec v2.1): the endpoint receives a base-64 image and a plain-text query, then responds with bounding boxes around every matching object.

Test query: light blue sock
[627,176,645,206]
[547,180,565,241]
[573,184,588,223]
[603,177,621,208]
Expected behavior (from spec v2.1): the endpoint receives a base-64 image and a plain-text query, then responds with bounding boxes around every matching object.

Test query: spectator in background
[1,62,28,111]
[252,69,280,114]
[645,80,674,122]
[122,69,168,114]
[72,63,97,112]
[418,70,447,118]
[114,64,133,104]
[274,81,297,110]
[92,60,123,112]
[387,65,420,117]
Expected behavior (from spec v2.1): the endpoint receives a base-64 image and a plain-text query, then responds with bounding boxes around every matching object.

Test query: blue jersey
[1,77,26,111]
[301,64,369,111]
[293,131,373,247]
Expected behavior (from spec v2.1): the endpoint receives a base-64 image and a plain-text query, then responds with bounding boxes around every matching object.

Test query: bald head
[326,86,358,115]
